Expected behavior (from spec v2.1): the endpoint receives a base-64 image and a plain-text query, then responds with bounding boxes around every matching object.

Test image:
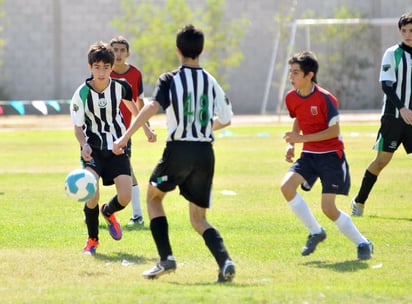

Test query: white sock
[334,211,368,245]
[131,184,143,218]
[288,193,322,235]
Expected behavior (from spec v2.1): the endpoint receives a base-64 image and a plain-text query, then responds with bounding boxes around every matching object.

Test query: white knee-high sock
[131,184,143,218]
[288,193,322,235]
[334,211,368,245]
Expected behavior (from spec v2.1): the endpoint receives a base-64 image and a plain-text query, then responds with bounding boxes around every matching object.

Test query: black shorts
[81,148,131,186]
[290,151,350,195]
[150,141,214,208]
[374,115,412,153]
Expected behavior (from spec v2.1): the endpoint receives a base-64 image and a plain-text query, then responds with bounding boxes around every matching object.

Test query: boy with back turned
[113,25,236,283]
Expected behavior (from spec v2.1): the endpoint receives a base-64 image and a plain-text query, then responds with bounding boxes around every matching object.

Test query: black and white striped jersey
[153,65,233,142]
[380,43,412,118]
[70,77,133,150]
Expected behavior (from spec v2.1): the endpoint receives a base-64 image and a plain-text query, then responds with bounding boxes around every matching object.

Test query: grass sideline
[0,119,411,303]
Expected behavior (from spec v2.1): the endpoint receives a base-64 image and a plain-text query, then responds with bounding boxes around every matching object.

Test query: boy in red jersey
[110,36,156,227]
[280,51,373,260]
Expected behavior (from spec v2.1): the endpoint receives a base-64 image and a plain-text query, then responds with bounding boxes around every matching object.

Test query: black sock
[356,170,377,205]
[84,204,99,240]
[102,195,124,216]
[150,216,172,261]
[203,228,230,269]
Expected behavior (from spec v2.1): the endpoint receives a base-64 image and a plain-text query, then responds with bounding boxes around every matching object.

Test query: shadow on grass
[169,280,254,287]
[98,223,150,232]
[301,260,369,272]
[92,251,154,264]
[369,215,412,222]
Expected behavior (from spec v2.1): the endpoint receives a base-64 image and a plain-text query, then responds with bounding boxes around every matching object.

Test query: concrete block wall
[0,0,411,114]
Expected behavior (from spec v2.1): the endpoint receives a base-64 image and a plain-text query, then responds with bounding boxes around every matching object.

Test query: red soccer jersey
[285,85,344,152]
[111,64,143,128]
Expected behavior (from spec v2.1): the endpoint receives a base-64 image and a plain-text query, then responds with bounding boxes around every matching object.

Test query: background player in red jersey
[280,51,373,260]
[110,36,156,227]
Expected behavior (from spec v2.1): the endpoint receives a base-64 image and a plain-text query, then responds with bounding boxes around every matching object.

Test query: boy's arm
[284,119,300,163]
[284,122,340,144]
[113,100,160,154]
[122,98,139,117]
[213,118,231,131]
[74,125,92,161]
[382,81,412,124]
[123,98,156,142]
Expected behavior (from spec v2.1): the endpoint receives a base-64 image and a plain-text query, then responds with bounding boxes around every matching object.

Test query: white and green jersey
[153,65,233,142]
[70,77,132,150]
[379,43,412,118]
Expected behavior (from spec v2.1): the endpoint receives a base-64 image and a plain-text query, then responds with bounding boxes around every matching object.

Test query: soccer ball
[65,169,97,202]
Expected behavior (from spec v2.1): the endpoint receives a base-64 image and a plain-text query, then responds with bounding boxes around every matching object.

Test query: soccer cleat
[351,198,364,217]
[127,216,144,226]
[216,259,236,283]
[82,238,99,255]
[142,256,177,279]
[101,204,122,240]
[301,228,327,256]
[357,240,373,260]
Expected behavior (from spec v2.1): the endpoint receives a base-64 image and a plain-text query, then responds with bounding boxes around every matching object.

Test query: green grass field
[0,118,411,303]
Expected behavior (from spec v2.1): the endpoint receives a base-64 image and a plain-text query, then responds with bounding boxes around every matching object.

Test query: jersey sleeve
[379,47,397,83]
[153,72,173,110]
[70,87,86,127]
[120,80,133,101]
[213,82,233,124]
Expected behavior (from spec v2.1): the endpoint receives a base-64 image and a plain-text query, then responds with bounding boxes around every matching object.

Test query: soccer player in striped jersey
[113,24,236,282]
[110,36,156,227]
[281,51,373,260]
[70,42,152,254]
[351,12,412,217]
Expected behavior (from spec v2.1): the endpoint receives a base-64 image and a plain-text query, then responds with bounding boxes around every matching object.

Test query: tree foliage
[111,0,250,90]
[301,6,376,109]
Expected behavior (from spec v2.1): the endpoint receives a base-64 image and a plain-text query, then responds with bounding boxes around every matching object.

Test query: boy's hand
[144,127,157,143]
[113,139,126,155]
[285,144,295,163]
[283,131,302,144]
[399,107,412,125]
[81,144,93,161]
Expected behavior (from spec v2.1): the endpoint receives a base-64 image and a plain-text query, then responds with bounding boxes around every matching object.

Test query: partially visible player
[351,12,412,216]
[110,36,156,226]
[280,50,373,260]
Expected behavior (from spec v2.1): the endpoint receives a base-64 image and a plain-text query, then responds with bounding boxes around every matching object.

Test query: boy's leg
[129,167,144,226]
[83,204,100,254]
[189,203,235,282]
[352,151,392,216]
[334,210,373,260]
[128,183,144,225]
[143,185,176,279]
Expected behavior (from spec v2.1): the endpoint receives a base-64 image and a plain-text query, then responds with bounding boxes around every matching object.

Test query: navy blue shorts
[81,148,131,186]
[150,141,214,208]
[374,115,412,153]
[290,151,350,195]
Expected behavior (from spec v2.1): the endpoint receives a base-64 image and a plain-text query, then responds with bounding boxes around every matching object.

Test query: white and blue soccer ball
[65,169,97,202]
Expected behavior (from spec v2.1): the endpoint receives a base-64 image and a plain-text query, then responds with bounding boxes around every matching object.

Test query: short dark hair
[87,41,115,66]
[288,51,319,83]
[110,36,130,51]
[176,24,204,59]
[398,12,412,29]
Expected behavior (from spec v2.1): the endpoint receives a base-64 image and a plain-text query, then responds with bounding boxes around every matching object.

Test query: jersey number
[184,93,209,127]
